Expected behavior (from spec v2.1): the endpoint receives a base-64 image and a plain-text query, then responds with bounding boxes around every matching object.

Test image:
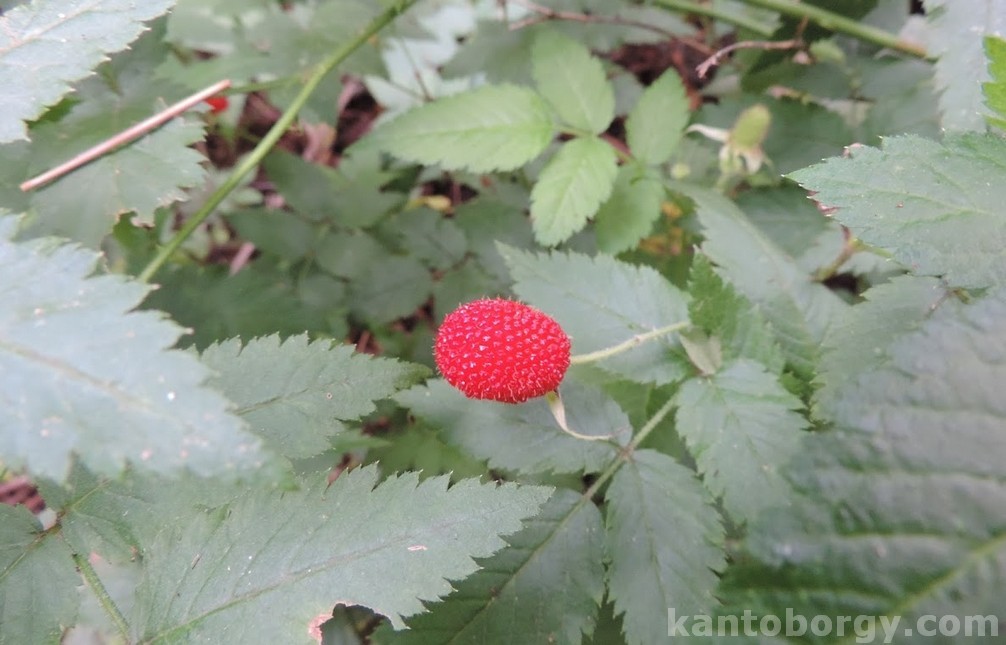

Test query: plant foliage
[1,0,1005,643]
[0,0,176,143]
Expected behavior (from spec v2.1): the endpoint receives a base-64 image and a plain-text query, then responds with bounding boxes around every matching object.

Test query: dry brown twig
[20,79,232,192]
[696,17,810,78]
[696,37,805,78]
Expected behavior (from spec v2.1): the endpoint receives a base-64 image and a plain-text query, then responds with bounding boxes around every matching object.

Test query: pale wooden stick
[20,79,232,192]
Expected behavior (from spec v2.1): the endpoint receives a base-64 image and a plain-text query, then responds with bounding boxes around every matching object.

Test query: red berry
[434,298,571,404]
[204,96,229,114]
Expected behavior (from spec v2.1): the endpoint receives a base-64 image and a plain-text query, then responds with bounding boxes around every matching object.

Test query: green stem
[738,0,931,59]
[74,551,130,642]
[569,321,689,365]
[646,0,775,37]
[582,395,678,499]
[137,0,419,283]
[227,77,298,96]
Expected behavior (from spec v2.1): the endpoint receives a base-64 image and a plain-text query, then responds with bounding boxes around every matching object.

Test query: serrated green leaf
[18,21,207,247]
[315,229,388,280]
[431,263,500,323]
[164,0,269,52]
[39,464,249,569]
[594,165,665,254]
[719,288,1006,626]
[675,360,806,524]
[71,554,142,642]
[985,36,1006,130]
[789,134,1006,289]
[626,68,689,165]
[369,422,488,482]
[262,149,400,228]
[442,19,537,84]
[377,489,605,644]
[395,380,622,475]
[453,198,536,284]
[814,275,954,418]
[678,328,722,376]
[530,137,618,246]
[733,185,836,274]
[0,0,175,143]
[201,335,430,460]
[858,56,942,144]
[687,255,785,374]
[501,245,691,385]
[674,186,845,378]
[605,449,725,645]
[227,207,316,261]
[925,0,1006,131]
[0,505,80,645]
[0,140,31,214]
[531,29,614,134]
[0,217,272,483]
[143,262,328,350]
[363,84,554,172]
[583,601,627,645]
[386,208,468,271]
[133,468,552,639]
[348,255,434,323]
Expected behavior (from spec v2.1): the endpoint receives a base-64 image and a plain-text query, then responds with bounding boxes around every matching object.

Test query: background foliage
[1,0,1005,643]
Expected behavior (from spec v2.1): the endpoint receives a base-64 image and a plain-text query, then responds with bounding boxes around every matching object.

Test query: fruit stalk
[569,321,689,365]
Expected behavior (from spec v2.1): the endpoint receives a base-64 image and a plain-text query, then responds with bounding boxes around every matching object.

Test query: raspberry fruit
[434,298,571,404]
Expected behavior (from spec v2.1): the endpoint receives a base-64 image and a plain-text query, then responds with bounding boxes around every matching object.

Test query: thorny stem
[738,0,931,59]
[569,321,689,365]
[73,551,131,642]
[137,0,420,283]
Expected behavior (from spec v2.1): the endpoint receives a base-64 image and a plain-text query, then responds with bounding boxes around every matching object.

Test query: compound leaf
[532,29,614,134]
[0,0,175,143]
[675,359,807,524]
[363,84,554,172]
[377,489,605,645]
[0,217,272,483]
[626,68,689,165]
[395,380,622,476]
[201,335,430,460]
[790,134,1006,289]
[605,449,725,645]
[133,467,552,640]
[501,246,691,385]
[719,288,1006,627]
[530,137,618,246]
